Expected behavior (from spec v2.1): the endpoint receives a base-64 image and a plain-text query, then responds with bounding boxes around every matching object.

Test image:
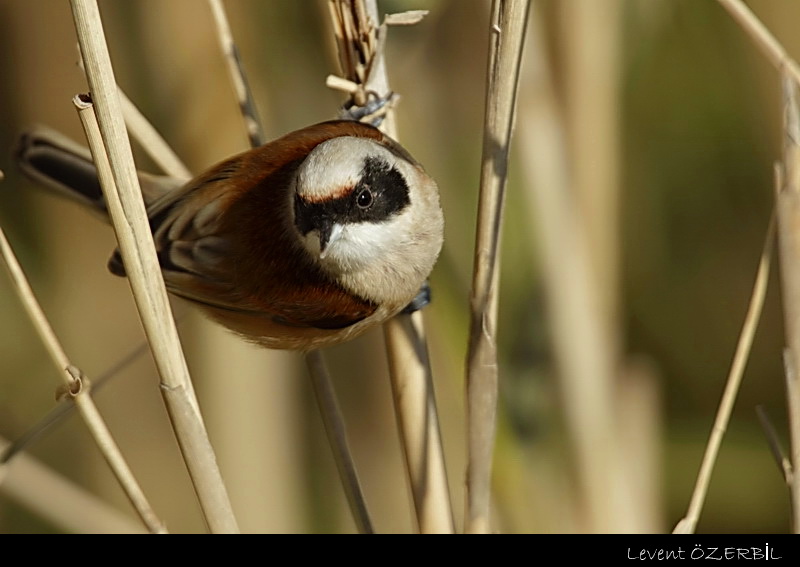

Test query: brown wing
[110,121,381,330]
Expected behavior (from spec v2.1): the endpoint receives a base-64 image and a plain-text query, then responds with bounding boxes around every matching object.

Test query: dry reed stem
[328,0,454,534]
[777,74,800,534]
[119,90,191,180]
[710,0,800,534]
[305,351,374,534]
[383,313,452,533]
[672,209,775,534]
[0,225,165,533]
[328,0,397,134]
[560,0,622,365]
[1,341,150,464]
[208,0,265,148]
[617,361,663,532]
[516,4,622,532]
[77,56,191,179]
[0,436,147,534]
[69,0,238,533]
[560,0,644,532]
[208,0,372,531]
[755,405,793,486]
[304,353,373,533]
[465,0,530,535]
[717,0,800,88]
[300,206,374,525]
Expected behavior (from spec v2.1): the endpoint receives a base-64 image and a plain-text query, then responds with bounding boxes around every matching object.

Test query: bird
[15,120,444,350]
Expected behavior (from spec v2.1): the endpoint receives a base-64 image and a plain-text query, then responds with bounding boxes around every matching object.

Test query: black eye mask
[294,156,411,237]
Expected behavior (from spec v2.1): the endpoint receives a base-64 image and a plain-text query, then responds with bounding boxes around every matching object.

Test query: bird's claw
[401,281,431,314]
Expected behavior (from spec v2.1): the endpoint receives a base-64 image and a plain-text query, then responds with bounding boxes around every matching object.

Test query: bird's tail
[14,126,185,217]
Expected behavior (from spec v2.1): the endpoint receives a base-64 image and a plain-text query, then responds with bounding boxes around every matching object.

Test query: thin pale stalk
[384,312,453,533]
[776,74,800,534]
[755,406,793,486]
[328,0,454,533]
[327,0,397,133]
[465,0,530,535]
[208,0,265,148]
[617,360,663,533]
[0,226,165,533]
[78,56,191,179]
[560,0,636,531]
[69,0,238,533]
[717,0,800,88]
[517,5,624,532]
[0,436,148,534]
[119,90,191,179]
[560,0,622,376]
[364,1,454,535]
[716,0,800,534]
[559,0,658,533]
[673,209,776,534]
[1,341,150,465]
[305,351,373,534]
[207,0,367,531]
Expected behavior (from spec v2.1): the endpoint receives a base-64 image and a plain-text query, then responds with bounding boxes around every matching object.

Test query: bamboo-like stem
[0,226,166,534]
[208,0,265,148]
[559,0,637,532]
[776,74,800,534]
[516,4,621,533]
[617,360,663,533]
[383,312,452,533]
[673,209,776,534]
[328,0,454,534]
[716,0,800,88]
[559,0,657,533]
[560,0,622,374]
[0,435,148,534]
[305,351,374,533]
[465,0,530,534]
[69,0,238,533]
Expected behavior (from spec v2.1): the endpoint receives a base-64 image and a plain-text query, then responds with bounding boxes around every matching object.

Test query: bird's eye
[356,188,373,209]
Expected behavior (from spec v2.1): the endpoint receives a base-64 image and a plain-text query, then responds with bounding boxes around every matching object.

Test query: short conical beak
[318,222,344,259]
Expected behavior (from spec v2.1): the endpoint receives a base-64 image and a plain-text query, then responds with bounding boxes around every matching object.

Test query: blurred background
[0,0,796,533]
